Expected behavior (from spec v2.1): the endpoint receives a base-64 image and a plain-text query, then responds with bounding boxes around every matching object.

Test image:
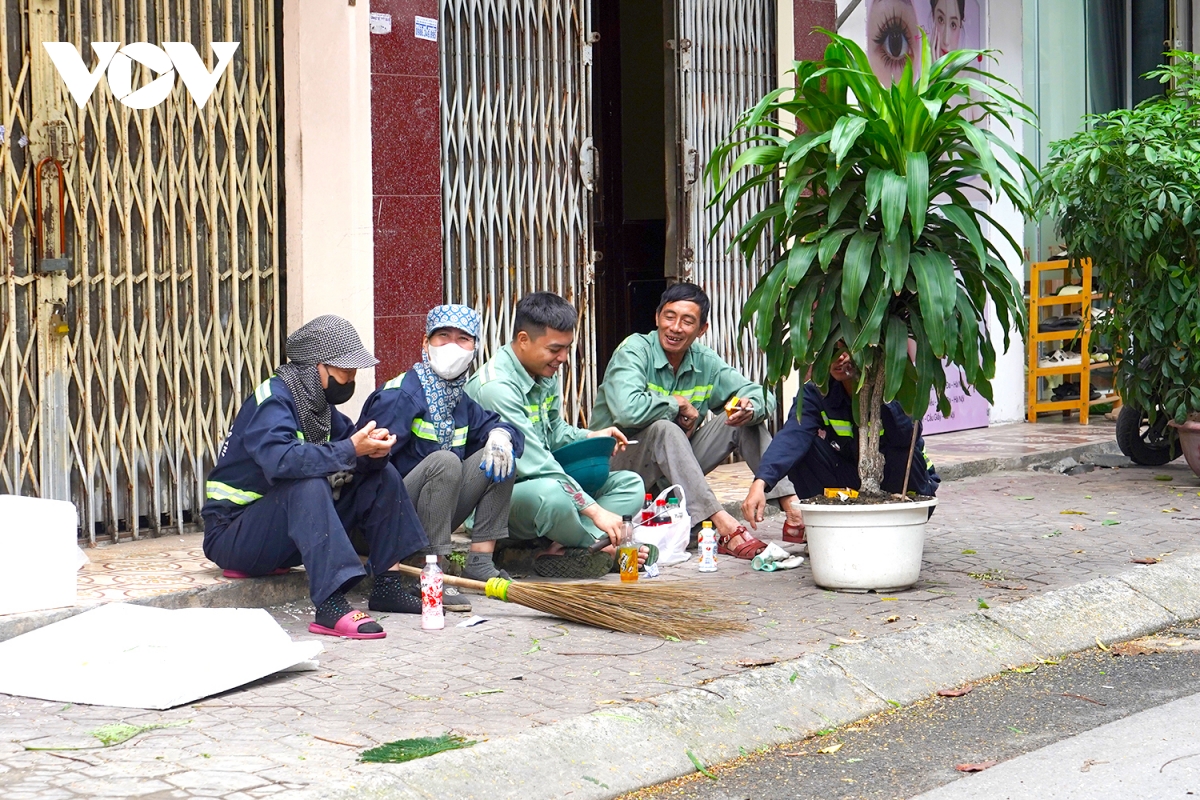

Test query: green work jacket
[466,344,594,510]
[589,332,774,433]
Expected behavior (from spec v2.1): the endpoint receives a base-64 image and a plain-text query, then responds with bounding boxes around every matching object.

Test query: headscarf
[413,305,481,450]
[275,315,378,444]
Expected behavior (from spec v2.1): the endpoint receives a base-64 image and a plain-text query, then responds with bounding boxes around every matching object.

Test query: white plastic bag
[634,484,691,566]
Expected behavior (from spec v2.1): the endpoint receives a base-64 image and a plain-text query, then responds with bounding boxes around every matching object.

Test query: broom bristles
[391,565,746,638]
[503,580,747,639]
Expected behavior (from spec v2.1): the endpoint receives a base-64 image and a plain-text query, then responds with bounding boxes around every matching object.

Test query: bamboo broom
[392,565,748,639]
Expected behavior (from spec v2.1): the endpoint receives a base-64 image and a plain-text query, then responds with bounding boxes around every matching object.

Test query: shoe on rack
[1039,349,1082,368]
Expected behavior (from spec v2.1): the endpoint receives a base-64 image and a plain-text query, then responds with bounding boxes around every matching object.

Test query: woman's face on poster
[931,0,963,59]
[867,0,920,84]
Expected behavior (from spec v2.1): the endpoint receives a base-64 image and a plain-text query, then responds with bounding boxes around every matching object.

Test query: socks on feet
[368,572,423,614]
[463,551,508,582]
[314,592,382,634]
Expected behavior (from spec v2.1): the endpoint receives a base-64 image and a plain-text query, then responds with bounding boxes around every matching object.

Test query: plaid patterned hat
[285,314,379,369]
[426,304,481,339]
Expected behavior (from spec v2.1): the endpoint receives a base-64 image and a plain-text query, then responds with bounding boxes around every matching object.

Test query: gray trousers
[609,417,796,523]
[403,449,513,556]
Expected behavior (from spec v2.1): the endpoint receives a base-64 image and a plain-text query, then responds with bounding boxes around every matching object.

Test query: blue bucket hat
[426,304,481,339]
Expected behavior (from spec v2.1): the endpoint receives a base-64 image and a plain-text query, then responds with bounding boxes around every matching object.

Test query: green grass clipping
[360,733,477,764]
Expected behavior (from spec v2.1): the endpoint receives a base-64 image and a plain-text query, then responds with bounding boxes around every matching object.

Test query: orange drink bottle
[617,515,639,583]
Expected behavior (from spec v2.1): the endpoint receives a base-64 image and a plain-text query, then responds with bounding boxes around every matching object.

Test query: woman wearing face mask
[358,305,524,612]
[202,315,429,640]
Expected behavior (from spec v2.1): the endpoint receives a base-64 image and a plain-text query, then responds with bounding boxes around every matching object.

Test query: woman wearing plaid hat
[202,315,429,640]
[358,305,524,614]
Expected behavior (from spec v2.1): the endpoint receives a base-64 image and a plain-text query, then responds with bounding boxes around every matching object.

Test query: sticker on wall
[414,15,438,42]
[369,13,392,35]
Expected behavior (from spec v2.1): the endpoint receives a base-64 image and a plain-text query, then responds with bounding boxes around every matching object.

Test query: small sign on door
[369,13,392,35]
[414,15,438,42]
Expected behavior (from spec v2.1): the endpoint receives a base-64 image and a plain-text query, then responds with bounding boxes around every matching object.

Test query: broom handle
[392,563,488,593]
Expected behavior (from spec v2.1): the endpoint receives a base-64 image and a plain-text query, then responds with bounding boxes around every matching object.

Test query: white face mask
[428,342,476,379]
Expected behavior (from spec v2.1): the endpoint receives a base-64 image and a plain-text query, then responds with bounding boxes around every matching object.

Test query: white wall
[282,0,376,417]
[834,0,1027,425]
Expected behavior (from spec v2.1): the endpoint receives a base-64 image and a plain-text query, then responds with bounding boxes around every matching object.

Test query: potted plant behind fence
[707,32,1035,591]
[1038,52,1200,478]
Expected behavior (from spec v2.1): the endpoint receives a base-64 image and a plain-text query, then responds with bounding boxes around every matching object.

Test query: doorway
[593,0,671,372]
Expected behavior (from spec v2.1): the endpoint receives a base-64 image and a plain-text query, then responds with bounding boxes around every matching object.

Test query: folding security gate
[439,0,597,425]
[0,0,282,543]
[672,0,777,384]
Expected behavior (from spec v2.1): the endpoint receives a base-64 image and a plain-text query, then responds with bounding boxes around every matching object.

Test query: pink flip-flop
[222,568,292,579]
[308,610,386,640]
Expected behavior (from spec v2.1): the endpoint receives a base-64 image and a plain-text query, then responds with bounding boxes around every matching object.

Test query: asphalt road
[623,624,1200,800]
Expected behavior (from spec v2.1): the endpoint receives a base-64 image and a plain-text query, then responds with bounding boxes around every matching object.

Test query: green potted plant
[1038,52,1200,478]
[707,32,1035,590]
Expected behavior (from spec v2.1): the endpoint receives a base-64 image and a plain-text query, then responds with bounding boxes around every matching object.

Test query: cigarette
[625,440,639,445]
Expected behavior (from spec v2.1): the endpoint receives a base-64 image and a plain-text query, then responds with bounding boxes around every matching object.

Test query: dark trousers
[788,436,939,501]
[203,465,428,606]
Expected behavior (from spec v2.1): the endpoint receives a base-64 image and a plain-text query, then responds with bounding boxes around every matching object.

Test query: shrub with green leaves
[1038,52,1200,424]
[707,31,1035,494]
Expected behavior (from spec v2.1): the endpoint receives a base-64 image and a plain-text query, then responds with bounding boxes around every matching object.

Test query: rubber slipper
[534,548,613,579]
[718,525,768,559]
[308,609,386,640]
[222,568,291,579]
[781,522,806,545]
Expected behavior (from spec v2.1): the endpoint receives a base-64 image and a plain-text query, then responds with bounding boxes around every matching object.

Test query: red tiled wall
[371,0,442,386]
[794,0,837,61]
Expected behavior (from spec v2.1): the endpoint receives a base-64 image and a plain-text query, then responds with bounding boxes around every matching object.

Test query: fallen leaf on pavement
[937,686,974,697]
[1095,637,1110,652]
[1155,475,1173,481]
[885,615,900,623]
[1015,496,1035,500]
[955,761,997,772]
[817,742,844,755]
[1163,508,1181,513]
[983,582,1028,591]
[1007,664,1039,674]
[1071,524,1086,531]
[1060,510,1086,515]
[1102,520,1121,526]
[1131,557,1161,564]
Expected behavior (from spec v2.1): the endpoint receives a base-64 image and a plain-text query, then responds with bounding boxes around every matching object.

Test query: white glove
[480,428,514,482]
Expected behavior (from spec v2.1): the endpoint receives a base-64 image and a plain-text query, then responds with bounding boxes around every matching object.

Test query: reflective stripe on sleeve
[205,481,263,505]
[254,380,272,405]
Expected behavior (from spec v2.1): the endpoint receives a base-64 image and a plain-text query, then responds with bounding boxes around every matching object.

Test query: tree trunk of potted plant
[708,31,1036,590]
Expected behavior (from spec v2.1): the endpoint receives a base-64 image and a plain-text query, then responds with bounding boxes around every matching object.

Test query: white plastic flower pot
[800,498,938,592]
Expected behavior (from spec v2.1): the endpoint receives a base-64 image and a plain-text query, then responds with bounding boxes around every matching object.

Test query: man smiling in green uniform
[590,283,802,560]
[467,292,645,578]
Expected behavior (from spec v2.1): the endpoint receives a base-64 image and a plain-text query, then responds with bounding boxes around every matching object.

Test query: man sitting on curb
[589,283,803,559]
[202,315,428,640]
[742,350,940,540]
[358,304,525,614]
[467,292,646,579]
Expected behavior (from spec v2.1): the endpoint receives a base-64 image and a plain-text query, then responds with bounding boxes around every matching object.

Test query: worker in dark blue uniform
[741,351,939,543]
[358,305,525,613]
[202,315,428,640]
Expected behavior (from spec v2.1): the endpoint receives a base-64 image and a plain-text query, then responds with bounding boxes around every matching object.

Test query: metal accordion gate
[439,0,597,426]
[674,0,777,385]
[0,0,281,544]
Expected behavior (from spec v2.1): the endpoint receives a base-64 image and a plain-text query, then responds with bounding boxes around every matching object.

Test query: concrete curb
[336,552,1200,800]
[0,571,309,643]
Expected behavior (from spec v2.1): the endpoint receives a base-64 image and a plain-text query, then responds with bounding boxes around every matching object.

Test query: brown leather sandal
[717,525,768,559]
[782,521,806,544]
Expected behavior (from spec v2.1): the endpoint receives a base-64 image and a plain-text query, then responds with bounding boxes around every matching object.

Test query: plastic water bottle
[640,493,654,523]
[420,554,444,630]
[617,515,639,583]
[698,521,717,572]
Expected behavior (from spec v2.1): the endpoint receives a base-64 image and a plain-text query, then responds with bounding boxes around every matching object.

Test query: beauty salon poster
[865,0,984,84]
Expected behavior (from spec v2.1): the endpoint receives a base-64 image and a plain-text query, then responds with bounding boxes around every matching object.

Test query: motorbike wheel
[1116,405,1182,466]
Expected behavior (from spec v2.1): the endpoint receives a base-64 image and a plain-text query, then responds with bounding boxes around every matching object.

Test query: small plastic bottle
[617,515,639,583]
[640,493,654,523]
[698,521,717,572]
[648,498,668,525]
[667,496,681,522]
[420,554,445,630]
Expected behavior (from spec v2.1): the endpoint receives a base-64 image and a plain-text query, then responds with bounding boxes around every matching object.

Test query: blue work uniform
[201,376,427,606]
[755,381,940,499]
[357,370,526,476]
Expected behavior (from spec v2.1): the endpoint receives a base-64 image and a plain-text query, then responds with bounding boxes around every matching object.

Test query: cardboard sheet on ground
[0,603,322,709]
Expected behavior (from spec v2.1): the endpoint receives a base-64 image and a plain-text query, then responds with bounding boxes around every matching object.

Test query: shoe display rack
[1026,258,1118,424]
